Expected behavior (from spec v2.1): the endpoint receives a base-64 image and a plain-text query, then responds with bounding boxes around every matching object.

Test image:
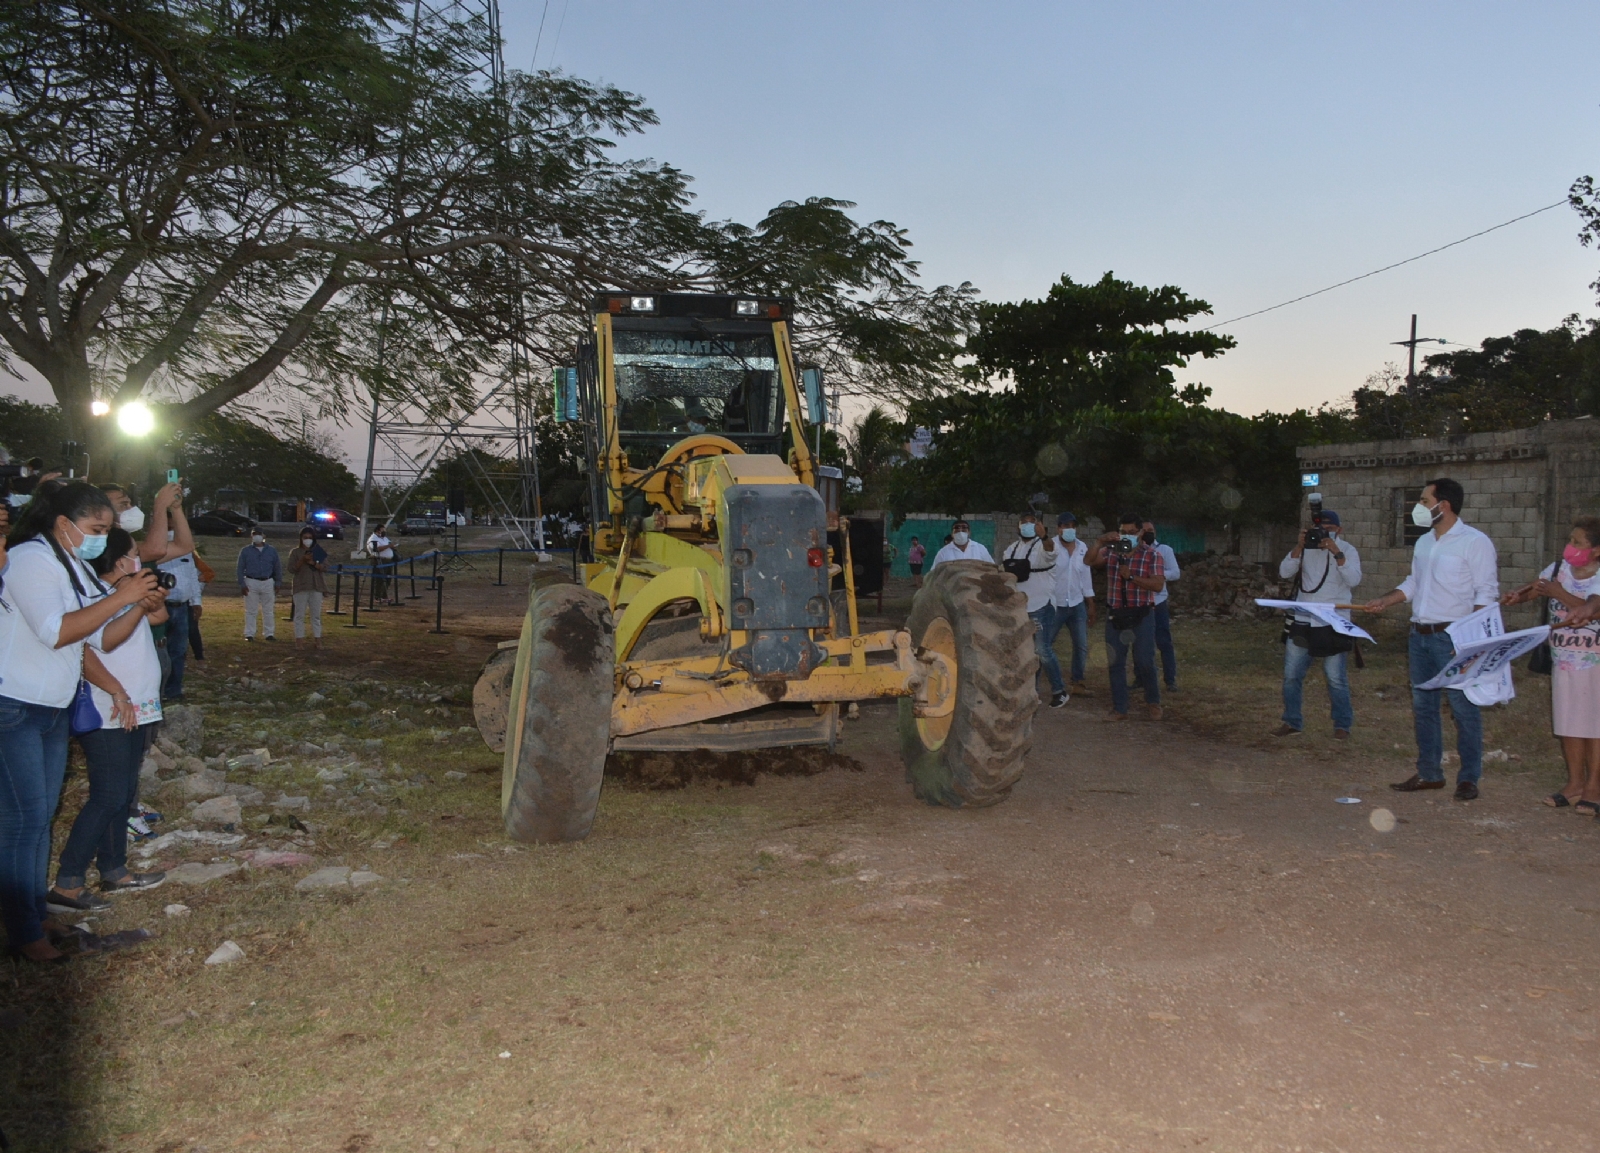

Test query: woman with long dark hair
[48,526,170,911]
[0,482,158,962]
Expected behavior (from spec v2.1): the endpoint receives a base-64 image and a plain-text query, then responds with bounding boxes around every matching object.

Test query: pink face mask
[1565,544,1596,568]
[130,556,142,573]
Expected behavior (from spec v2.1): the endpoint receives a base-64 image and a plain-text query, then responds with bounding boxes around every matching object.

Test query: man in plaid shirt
[1087,513,1168,720]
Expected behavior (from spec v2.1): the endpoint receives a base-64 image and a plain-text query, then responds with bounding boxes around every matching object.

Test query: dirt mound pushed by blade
[607,747,864,789]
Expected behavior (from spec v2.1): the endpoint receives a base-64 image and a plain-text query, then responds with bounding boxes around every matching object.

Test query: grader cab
[473,292,1039,843]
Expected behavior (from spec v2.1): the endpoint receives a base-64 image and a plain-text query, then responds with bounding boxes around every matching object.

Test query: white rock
[315,767,348,783]
[305,691,327,705]
[140,755,162,782]
[272,794,311,812]
[164,903,191,917]
[221,785,266,806]
[166,862,241,885]
[443,771,468,781]
[168,771,228,801]
[350,870,383,890]
[192,795,242,827]
[296,866,352,891]
[205,940,245,965]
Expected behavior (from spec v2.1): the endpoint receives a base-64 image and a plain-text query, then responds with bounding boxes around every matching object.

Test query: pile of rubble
[130,699,427,895]
[1166,554,1291,620]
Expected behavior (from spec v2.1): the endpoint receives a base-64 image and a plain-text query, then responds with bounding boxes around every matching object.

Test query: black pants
[56,725,148,889]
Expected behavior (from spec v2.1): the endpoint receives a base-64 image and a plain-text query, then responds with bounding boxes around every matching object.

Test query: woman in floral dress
[1504,515,1600,812]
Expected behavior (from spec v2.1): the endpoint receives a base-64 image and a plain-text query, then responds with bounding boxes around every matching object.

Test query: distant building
[1297,417,1600,621]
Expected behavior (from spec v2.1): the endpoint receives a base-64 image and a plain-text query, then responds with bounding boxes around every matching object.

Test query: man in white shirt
[1137,520,1182,693]
[928,519,993,569]
[1000,512,1065,708]
[1363,477,1500,800]
[1047,512,1096,694]
[1274,510,1362,740]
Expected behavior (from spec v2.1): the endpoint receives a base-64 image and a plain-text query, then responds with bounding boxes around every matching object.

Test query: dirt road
[6,569,1597,1152]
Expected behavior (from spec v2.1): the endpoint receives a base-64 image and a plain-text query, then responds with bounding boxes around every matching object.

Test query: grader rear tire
[898,560,1038,807]
[502,584,615,843]
[473,564,579,753]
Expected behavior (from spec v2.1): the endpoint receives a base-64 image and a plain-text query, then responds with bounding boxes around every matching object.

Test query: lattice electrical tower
[353,0,548,555]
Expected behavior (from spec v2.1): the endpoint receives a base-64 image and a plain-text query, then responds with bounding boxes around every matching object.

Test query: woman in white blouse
[0,482,159,962]
[49,526,171,911]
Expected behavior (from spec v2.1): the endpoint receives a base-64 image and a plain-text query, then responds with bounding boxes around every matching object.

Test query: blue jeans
[1282,642,1352,732]
[1409,629,1482,784]
[164,599,189,699]
[1106,611,1159,715]
[1030,606,1065,696]
[1050,601,1090,684]
[0,696,70,948]
[56,725,148,890]
[1153,602,1177,687]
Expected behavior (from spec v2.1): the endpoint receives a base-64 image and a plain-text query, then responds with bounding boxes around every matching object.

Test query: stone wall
[1297,418,1600,626]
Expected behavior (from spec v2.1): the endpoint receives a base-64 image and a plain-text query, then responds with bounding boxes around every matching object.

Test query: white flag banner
[1413,624,1551,693]
[1254,599,1377,644]
[1445,604,1514,705]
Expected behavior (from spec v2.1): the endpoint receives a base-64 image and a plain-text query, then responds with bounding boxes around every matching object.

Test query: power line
[530,0,551,66]
[1204,199,1569,330]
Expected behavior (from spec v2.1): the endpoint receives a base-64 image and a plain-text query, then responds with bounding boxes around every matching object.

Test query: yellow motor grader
[473,292,1038,843]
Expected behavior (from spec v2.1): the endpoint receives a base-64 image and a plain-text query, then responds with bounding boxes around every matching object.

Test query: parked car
[190,509,255,537]
[400,516,444,536]
[304,507,359,541]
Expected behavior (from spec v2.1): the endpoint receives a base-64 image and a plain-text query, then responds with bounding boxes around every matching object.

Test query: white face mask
[1059,528,1076,543]
[1411,501,1439,529]
[1019,522,1036,539]
[952,531,970,546]
[251,534,265,545]
[118,506,145,533]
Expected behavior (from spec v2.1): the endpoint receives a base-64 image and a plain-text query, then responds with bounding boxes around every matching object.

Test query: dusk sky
[499,0,1597,419]
[9,3,1595,458]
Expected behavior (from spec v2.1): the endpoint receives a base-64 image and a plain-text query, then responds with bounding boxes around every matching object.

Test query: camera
[154,571,177,591]
[1304,493,1327,548]
[1108,536,1135,556]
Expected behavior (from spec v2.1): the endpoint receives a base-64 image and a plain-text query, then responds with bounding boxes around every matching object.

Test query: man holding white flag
[1362,478,1500,801]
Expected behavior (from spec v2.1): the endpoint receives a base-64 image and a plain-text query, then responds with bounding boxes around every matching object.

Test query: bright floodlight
[117,401,155,437]
[90,400,111,417]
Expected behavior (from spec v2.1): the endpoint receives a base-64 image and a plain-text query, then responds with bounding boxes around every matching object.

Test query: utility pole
[1392,313,1446,383]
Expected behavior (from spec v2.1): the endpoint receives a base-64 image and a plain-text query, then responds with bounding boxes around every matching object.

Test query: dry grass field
[3,561,1593,1153]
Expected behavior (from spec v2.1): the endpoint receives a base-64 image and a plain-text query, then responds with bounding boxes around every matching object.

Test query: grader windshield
[613,322,785,454]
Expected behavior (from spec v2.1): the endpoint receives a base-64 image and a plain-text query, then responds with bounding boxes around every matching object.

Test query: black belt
[1411,621,1451,635]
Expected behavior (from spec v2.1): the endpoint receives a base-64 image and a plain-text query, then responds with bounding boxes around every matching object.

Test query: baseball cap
[1056,512,1077,525]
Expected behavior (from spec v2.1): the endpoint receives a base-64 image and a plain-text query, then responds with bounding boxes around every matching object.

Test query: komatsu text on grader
[473,292,1039,843]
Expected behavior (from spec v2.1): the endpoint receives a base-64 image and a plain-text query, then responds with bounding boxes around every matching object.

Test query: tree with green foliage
[0,1,973,458]
[892,272,1255,524]
[1343,317,1600,439]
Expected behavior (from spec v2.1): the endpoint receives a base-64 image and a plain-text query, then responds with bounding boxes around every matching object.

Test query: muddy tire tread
[502,584,615,843]
[899,560,1038,807]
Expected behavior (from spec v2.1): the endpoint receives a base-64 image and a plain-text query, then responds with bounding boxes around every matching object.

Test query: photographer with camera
[0,481,160,962]
[1000,512,1065,708]
[1274,501,1362,740]
[49,526,170,913]
[146,485,199,699]
[1088,513,1167,721]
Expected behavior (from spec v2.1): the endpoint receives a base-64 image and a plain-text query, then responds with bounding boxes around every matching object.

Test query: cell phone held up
[166,468,180,484]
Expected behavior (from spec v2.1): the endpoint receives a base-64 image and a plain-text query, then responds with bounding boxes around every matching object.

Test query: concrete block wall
[1298,417,1600,627]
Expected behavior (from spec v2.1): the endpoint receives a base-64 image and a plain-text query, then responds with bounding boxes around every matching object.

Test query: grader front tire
[502,584,615,843]
[898,560,1038,807]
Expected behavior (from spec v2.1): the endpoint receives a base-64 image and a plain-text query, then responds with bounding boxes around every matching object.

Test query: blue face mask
[1019,522,1036,539]
[71,524,108,561]
[1059,528,1076,543]
[1121,534,1139,548]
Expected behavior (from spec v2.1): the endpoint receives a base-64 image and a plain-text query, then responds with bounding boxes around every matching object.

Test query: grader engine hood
[718,472,830,679]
